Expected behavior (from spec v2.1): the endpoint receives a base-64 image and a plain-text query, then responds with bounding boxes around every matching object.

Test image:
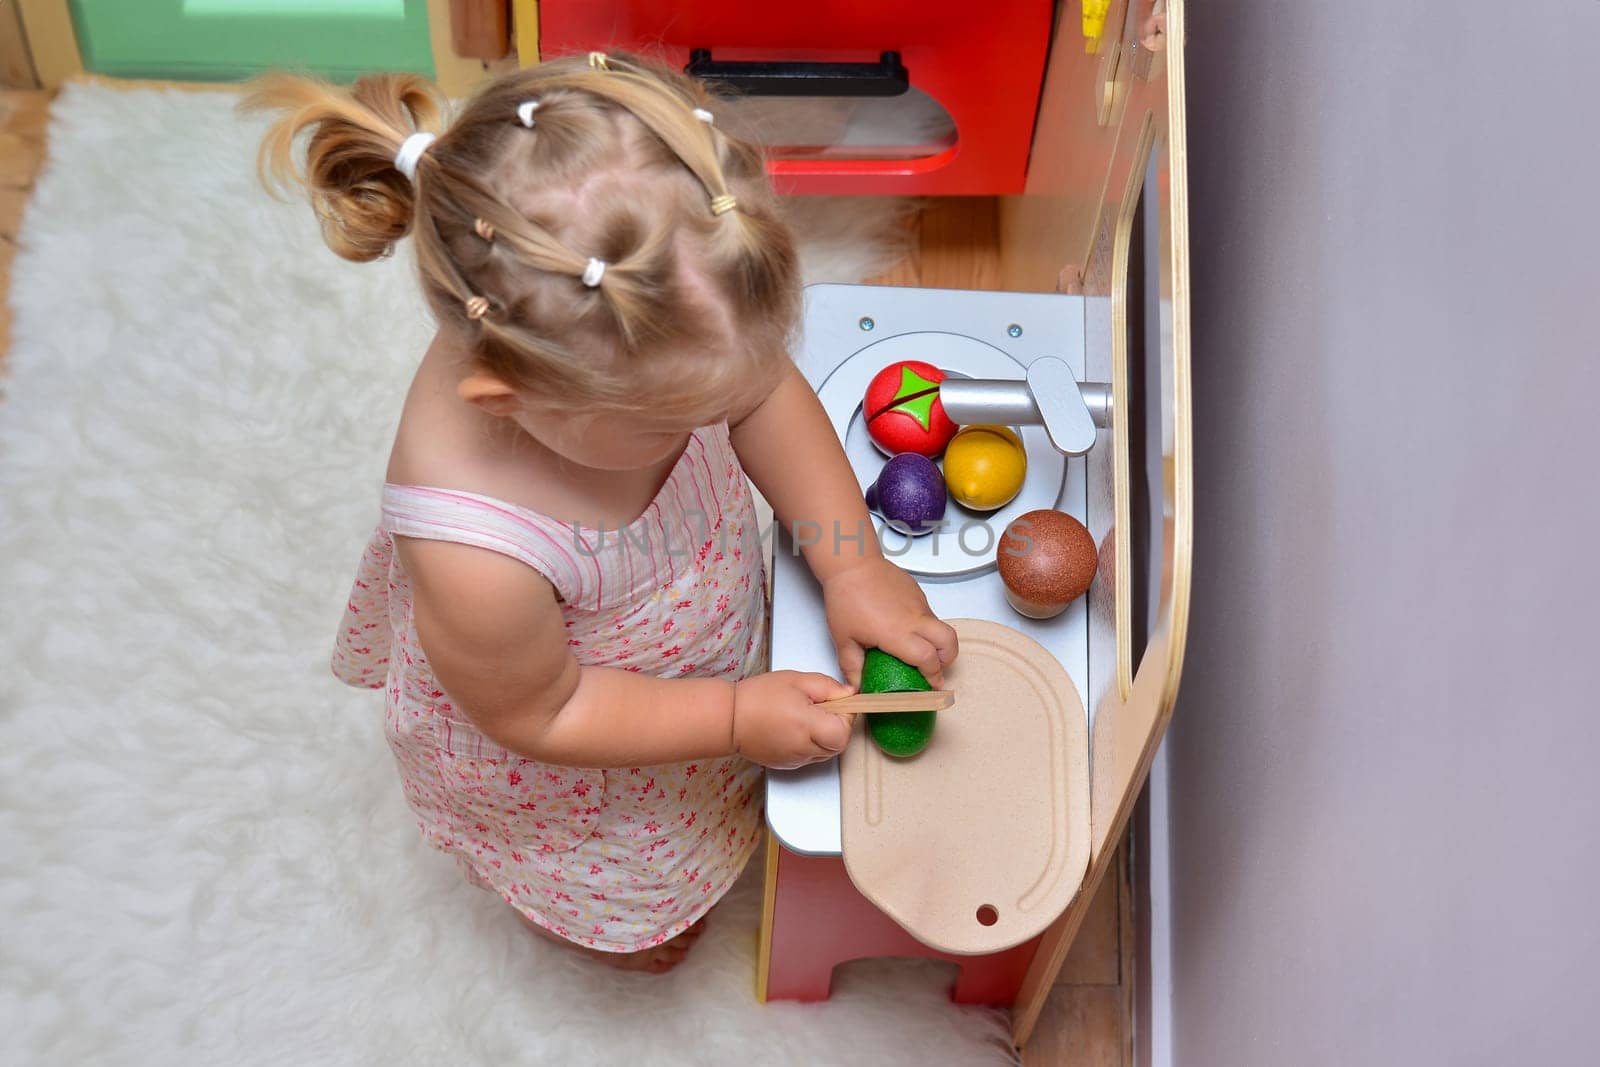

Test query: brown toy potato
[997,509,1098,619]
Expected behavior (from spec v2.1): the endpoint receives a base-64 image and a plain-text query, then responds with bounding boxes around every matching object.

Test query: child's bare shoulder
[394,534,577,728]
[384,332,491,488]
[395,534,563,653]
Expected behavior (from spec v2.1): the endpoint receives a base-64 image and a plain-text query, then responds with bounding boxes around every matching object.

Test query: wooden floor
[0,87,1134,1065]
[0,88,50,373]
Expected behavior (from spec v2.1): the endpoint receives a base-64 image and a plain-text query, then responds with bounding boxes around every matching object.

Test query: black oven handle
[684,49,909,98]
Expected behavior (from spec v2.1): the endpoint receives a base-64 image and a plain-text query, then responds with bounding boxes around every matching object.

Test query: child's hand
[732,671,856,769]
[821,558,959,688]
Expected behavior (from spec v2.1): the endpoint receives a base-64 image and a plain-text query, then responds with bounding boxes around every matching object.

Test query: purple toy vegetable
[864,453,947,537]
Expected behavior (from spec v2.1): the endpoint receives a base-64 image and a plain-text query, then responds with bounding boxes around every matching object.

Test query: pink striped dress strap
[380,483,597,610]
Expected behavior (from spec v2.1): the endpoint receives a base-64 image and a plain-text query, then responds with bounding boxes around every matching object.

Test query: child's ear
[457,371,522,418]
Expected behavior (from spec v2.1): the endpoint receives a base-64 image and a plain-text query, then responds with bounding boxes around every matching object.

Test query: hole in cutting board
[975,904,999,927]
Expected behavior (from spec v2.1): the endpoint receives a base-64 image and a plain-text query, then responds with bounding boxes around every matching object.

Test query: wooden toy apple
[863,360,959,458]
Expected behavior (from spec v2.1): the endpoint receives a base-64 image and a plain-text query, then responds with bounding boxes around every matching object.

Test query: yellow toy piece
[942,425,1027,511]
[1082,0,1111,52]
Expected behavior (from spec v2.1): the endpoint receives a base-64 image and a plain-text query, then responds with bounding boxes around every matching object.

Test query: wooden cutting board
[839,618,1090,955]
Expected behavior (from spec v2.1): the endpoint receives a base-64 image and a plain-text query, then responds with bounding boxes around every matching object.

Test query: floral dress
[332,424,768,952]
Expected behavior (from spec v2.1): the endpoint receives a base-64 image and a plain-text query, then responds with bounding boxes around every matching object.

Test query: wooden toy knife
[823,691,956,714]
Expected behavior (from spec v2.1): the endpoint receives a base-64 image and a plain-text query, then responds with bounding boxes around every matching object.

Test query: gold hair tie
[709,194,738,217]
[587,51,610,70]
[473,217,495,242]
[464,295,491,320]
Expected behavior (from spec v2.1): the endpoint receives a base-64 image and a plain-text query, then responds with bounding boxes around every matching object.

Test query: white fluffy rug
[0,84,1014,1065]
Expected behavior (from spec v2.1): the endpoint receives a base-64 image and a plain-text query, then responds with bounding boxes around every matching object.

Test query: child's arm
[730,363,960,686]
[396,536,853,769]
[730,363,880,583]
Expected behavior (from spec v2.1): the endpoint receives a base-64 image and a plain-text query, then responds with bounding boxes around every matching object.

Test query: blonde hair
[242,54,800,423]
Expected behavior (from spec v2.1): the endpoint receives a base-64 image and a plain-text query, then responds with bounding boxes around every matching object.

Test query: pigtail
[583,220,682,352]
[242,72,447,262]
[243,53,800,422]
[717,205,801,327]
[441,168,686,354]
[573,60,800,333]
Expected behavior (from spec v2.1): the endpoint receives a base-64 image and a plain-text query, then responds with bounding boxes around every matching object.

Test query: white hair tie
[582,258,607,287]
[516,100,539,128]
[692,107,714,124]
[393,132,436,181]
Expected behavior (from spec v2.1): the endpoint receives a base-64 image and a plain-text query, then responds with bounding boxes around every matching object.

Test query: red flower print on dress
[333,426,766,953]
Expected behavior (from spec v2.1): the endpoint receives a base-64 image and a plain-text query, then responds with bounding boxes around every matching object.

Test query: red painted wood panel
[765,844,1040,1003]
[538,1,1053,195]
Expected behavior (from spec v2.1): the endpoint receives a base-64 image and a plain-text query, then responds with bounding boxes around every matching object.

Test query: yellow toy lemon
[942,425,1027,510]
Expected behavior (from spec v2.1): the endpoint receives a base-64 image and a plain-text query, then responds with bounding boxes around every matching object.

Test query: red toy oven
[536,1,1054,195]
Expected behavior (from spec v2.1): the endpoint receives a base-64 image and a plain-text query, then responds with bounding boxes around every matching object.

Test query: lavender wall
[1170,2,1600,1062]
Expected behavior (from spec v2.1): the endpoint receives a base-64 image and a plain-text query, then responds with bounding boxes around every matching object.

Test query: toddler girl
[249,53,957,973]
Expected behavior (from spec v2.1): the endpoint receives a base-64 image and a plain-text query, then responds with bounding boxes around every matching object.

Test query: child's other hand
[732,671,856,769]
[821,558,959,689]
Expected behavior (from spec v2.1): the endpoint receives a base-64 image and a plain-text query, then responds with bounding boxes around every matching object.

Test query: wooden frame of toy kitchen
[771,8,1183,1053]
[18,0,1190,1050]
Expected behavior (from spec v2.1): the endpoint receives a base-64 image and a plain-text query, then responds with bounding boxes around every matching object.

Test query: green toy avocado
[860,648,936,758]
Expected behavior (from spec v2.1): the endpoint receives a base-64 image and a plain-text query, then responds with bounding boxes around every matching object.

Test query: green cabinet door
[70,0,436,82]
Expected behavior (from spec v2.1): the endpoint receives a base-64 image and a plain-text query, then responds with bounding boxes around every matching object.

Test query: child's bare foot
[595,920,707,974]
[518,913,707,974]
